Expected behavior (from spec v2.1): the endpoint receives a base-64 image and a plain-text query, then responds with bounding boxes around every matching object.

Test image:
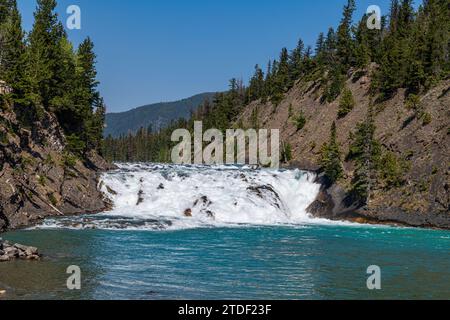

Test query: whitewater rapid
[36,163,344,231]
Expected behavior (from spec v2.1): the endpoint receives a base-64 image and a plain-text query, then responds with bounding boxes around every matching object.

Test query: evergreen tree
[376,0,417,96]
[315,32,325,66]
[336,0,356,68]
[302,46,314,76]
[86,96,106,152]
[422,0,450,83]
[281,142,292,163]
[26,0,66,107]
[349,105,381,203]
[324,27,337,67]
[324,65,345,103]
[321,122,344,183]
[0,0,25,98]
[354,15,371,68]
[293,110,306,131]
[247,64,264,102]
[77,37,99,107]
[0,0,10,24]
[338,87,355,118]
[289,39,305,83]
[273,48,290,97]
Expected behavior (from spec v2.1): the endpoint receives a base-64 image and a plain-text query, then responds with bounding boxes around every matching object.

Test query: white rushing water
[37,163,343,231]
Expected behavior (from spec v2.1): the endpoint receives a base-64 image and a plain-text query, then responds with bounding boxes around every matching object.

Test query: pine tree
[247,64,264,102]
[315,33,325,66]
[324,65,345,103]
[77,38,99,106]
[26,0,66,107]
[281,142,292,163]
[273,48,290,95]
[321,122,343,183]
[422,0,450,83]
[349,105,381,203]
[289,39,305,83]
[0,0,25,98]
[324,28,337,67]
[354,15,371,68]
[293,110,306,131]
[336,0,356,68]
[301,46,314,76]
[338,87,355,118]
[86,96,106,153]
[0,0,10,24]
[376,0,416,96]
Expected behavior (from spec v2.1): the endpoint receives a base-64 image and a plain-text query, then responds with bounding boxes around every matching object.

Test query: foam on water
[36,163,351,231]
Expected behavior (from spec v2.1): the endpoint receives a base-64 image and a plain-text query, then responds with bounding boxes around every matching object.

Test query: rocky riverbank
[305,173,450,230]
[0,237,40,262]
[240,71,450,230]
[0,107,115,233]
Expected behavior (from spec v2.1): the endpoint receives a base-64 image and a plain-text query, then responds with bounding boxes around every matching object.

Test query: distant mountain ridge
[104,92,216,138]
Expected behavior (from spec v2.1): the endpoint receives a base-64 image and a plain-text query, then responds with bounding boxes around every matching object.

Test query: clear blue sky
[18,0,398,113]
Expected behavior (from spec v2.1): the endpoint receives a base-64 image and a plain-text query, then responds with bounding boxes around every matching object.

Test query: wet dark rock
[239,173,249,183]
[136,190,145,206]
[193,196,215,218]
[194,196,212,207]
[247,185,283,210]
[157,183,165,190]
[205,210,215,218]
[184,209,192,217]
[105,185,117,195]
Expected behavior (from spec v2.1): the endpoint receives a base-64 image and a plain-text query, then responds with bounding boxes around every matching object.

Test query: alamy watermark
[66,5,81,30]
[171,121,280,169]
[367,265,381,290]
[66,265,81,290]
[367,5,381,30]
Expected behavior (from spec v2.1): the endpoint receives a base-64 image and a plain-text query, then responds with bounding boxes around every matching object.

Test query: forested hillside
[104,92,215,138]
[0,0,111,231]
[103,0,450,227]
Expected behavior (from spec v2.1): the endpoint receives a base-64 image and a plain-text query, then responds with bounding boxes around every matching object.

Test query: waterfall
[36,163,334,231]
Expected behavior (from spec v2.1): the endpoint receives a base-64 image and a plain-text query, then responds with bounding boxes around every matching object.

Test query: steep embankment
[238,69,450,228]
[0,107,113,232]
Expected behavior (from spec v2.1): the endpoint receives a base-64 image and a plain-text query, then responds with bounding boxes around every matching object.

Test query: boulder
[26,255,40,260]
[184,209,192,217]
[25,246,38,256]
[136,190,145,206]
[5,247,18,258]
[0,241,40,262]
[14,243,29,251]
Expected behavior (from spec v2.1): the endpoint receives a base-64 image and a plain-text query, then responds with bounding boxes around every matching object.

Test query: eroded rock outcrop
[0,107,114,232]
[239,70,450,229]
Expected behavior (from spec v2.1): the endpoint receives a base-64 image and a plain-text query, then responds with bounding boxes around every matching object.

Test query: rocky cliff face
[0,107,114,232]
[238,69,450,229]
